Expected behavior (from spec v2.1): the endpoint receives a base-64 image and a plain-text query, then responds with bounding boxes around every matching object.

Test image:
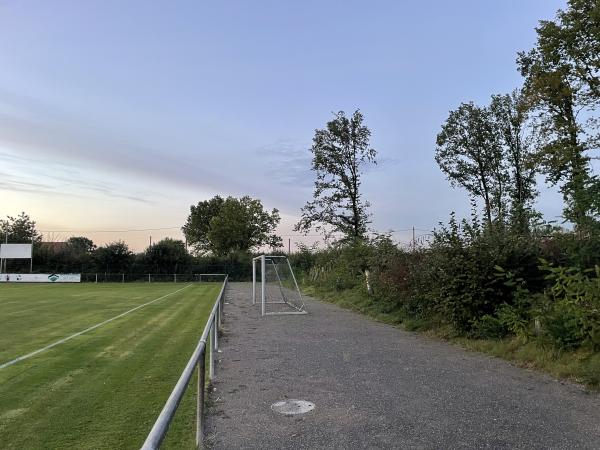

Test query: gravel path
[205,282,600,449]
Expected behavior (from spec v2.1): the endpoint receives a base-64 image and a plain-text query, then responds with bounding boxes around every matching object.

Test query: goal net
[252,255,307,316]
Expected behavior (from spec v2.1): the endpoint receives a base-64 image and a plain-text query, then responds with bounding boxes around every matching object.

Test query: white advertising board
[0,273,81,283]
[0,244,33,259]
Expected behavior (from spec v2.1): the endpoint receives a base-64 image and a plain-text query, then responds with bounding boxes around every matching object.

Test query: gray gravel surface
[205,283,600,449]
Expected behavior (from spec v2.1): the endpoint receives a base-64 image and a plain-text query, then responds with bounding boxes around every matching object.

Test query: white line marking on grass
[0,284,193,370]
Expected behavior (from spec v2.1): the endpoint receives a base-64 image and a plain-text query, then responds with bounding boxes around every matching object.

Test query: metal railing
[80,273,227,283]
[141,274,228,449]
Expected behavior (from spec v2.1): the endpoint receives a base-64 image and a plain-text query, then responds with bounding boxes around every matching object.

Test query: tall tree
[435,102,507,227]
[517,0,600,230]
[0,212,42,244]
[93,241,133,273]
[490,90,538,231]
[63,237,96,272]
[550,0,600,102]
[144,238,190,273]
[66,236,96,254]
[295,110,377,240]
[183,196,281,256]
[181,196,225,254]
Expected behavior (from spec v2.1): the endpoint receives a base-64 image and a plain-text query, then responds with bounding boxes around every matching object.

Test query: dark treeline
[1,194,283,280]
[0,213,253,280]
[34,238,252,280]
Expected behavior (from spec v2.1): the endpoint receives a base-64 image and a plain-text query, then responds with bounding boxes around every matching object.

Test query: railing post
[213,315,219,352]
[261,256,266,316]
[209,321,215,380]
[196,347,206,449]
[217,300,222,328]
[252,259,256,305]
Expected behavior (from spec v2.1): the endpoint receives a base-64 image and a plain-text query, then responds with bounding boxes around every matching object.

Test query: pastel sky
[0,0,567,251]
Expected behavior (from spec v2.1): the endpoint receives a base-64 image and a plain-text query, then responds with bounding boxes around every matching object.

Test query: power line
[39,227,434,236]
[40,227,181,233]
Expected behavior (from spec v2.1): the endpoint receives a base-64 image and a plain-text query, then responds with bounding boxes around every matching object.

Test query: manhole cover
[271,399,315,415]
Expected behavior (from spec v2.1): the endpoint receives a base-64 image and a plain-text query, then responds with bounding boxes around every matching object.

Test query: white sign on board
[0,244,33,259]
[0,273,81,283]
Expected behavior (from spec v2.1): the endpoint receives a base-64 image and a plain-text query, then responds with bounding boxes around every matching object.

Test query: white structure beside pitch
[0,273,81,283]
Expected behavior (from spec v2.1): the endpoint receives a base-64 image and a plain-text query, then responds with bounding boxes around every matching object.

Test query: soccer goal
[252,255,307,316]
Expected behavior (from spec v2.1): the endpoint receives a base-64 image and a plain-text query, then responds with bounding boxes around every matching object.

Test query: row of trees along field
[291,1,600,386]
[0,195,282,279]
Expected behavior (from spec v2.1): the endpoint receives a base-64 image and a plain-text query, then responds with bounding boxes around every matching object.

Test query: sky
[0,0,568,251]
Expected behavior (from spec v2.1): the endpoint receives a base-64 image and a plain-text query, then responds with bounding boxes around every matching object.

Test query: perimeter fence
[141,274,228,449]
[79,273,226,283]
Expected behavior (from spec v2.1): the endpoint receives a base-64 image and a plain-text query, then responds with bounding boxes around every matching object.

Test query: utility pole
[149,236,152,247]
[2,233,8,273]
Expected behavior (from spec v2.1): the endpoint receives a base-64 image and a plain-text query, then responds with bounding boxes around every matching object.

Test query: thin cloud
[0,91,247,196]
[256,139,313,187]
[0,151,154,203]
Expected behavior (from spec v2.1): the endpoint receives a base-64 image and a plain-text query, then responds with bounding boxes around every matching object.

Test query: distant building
[40,242,68,253]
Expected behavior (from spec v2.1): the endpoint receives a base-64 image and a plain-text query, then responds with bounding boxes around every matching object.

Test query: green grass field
[0,282,221,450]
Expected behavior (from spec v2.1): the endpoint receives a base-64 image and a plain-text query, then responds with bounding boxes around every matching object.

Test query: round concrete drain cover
[271,400,315,415]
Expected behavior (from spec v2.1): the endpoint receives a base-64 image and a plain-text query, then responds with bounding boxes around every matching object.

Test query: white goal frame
[252,255,307,316]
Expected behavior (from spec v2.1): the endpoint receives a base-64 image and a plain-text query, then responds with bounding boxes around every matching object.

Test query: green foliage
[489,90,539,232]
[495,267,535,339]
[436,103,506,226]
[93,241,134,273]
[143,238,191,274]
[181,196,225,254]
[299,227,600,388]
[208,196,282,256]
[542,300,586,350]
[66,236,96,254]
[583,353,600,386]
[0,212,42,244]
[183,195,281,256]
[517,0,600,230]
[538,261,600,350]
[423,214,542,333]
[295,110,377,241]
[472,315,508,340]
[310,243,369,291]
[289,243,319,278]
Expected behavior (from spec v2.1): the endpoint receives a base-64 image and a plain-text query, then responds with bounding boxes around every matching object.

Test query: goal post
[252,255,307,316]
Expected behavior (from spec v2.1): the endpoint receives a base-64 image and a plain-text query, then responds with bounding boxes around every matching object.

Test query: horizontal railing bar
[199,280,227,344]
[141,340,207,450]
[141,275,228,450]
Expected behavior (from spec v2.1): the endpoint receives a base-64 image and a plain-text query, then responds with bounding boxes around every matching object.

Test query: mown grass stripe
[0,284,192,369]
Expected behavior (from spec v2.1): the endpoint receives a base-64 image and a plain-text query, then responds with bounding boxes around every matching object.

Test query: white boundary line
[0,284,193,370]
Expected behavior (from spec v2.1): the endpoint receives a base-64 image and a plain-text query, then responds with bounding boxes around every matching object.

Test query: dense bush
[538,263,600,350]
[23,241,252,281]
[297,217,600,354]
